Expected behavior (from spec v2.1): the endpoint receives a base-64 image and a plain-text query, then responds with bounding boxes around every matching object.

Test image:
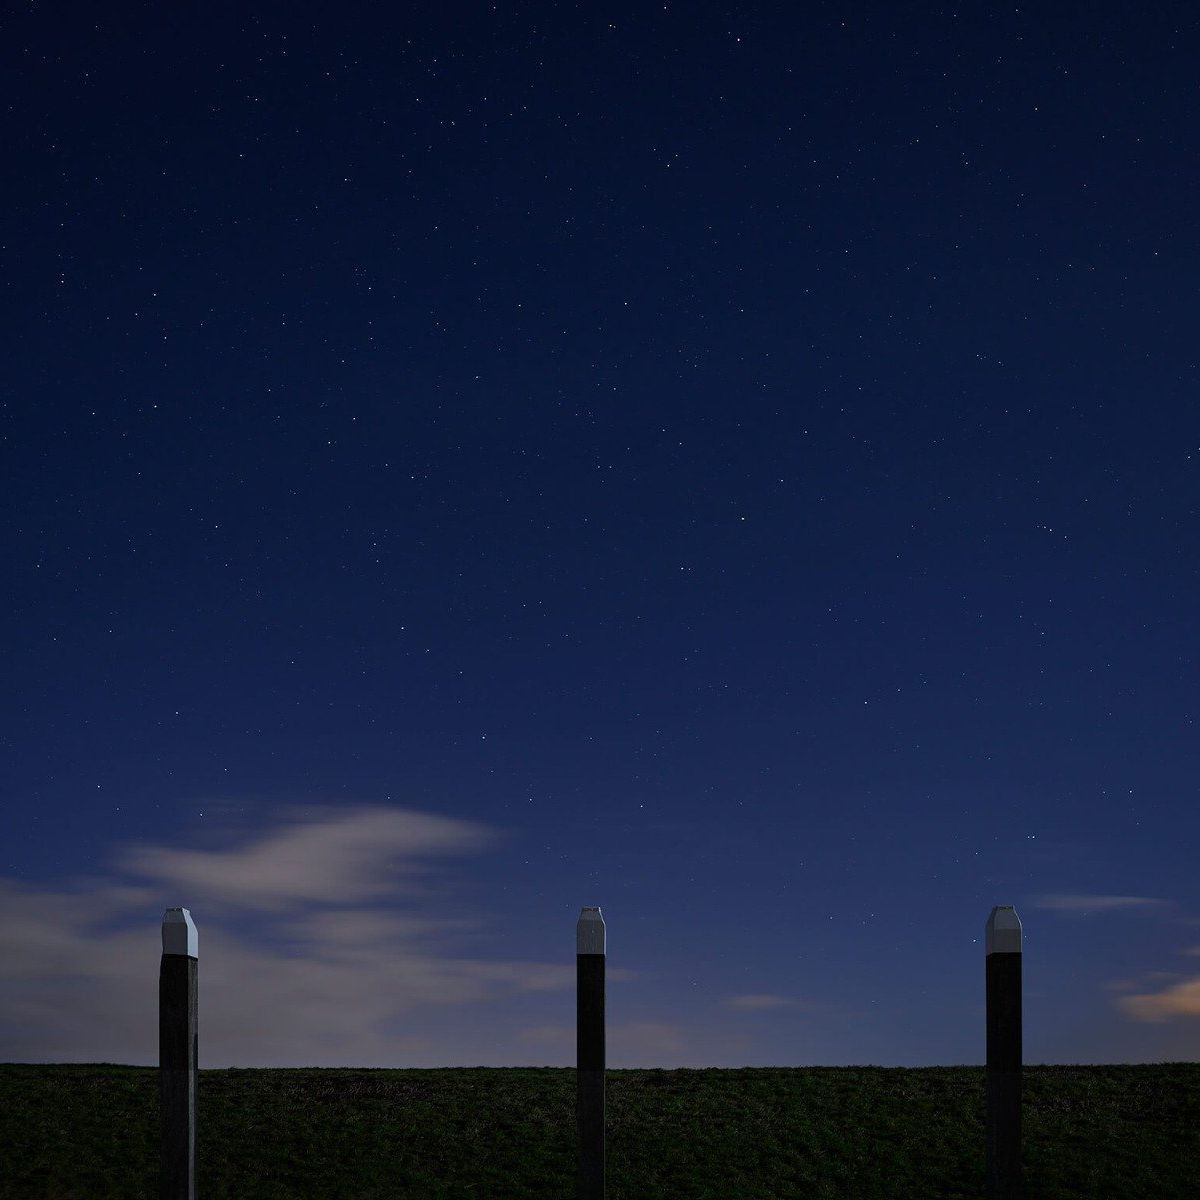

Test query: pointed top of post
[577,906,605,954]
[985,905,1021,955]
[162,908,198,958]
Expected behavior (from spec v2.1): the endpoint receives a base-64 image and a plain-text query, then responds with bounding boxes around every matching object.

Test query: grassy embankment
[2,1062,1198,1199]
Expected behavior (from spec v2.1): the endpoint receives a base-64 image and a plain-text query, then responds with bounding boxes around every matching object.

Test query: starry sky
[3,3,1199,1071]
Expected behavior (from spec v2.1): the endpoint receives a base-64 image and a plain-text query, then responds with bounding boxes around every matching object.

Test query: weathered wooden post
[577,905,605,1200]
[985,905,1023,1200]
[160,907,198,1200]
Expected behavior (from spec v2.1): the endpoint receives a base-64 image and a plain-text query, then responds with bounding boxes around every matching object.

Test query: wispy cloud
[0,803,650,1067]
[1025,893,1200,1025]
[1,808,1198,1068]
[1026,893,1176,915]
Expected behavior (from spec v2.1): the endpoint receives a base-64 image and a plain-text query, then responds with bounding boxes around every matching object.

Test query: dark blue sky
[4,2,1198,1070]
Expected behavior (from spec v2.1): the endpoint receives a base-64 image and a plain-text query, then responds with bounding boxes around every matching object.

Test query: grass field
[3,1061,1198,1199]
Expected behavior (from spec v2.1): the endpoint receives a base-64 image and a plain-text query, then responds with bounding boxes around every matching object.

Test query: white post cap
[162,907,198,957]
[577,906,605,954]
[985,905,1021,954]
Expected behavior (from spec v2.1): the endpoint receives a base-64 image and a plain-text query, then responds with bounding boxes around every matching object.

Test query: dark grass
[2,1062,1198,1199]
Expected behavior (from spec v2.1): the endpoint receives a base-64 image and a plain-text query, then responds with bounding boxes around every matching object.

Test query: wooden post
[985,905,1023,1200]
[160,908,198,1200]
[577,906,605,1200]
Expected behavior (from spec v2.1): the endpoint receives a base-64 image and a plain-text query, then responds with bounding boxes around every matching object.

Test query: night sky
[4,3,1198,1071]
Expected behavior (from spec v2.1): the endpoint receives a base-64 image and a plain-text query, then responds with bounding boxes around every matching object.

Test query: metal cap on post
[160,908,198,1200]
[577,906,606,954]
[577,906,605,1200]
[986,906,1021,956]
[162,908,199,957]
[985,905,1023,1200]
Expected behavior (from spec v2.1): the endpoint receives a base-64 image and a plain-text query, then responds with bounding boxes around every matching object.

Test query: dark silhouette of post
[577,906,605,1200]
[160,908,198,1200]
[985,905,1023,1200]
